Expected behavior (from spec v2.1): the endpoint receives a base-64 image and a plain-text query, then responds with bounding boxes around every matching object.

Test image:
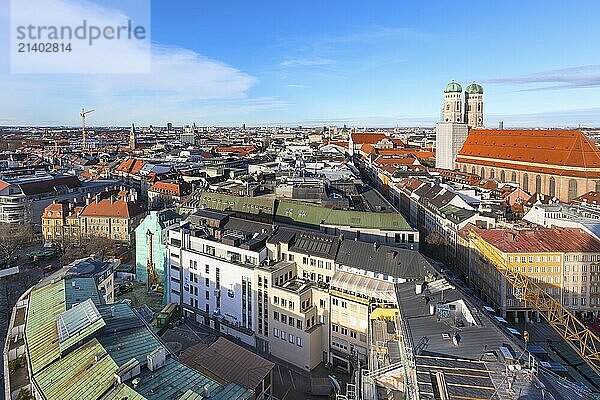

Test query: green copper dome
[444,81,462,93]
[465,82,484,94]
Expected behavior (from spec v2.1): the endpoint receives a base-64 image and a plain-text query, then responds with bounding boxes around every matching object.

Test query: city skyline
[2,0,600,127]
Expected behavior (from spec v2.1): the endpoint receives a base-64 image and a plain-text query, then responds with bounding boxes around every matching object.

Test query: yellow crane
[468,229,600,376]
[146,229,163,294]
[80,108,95,149]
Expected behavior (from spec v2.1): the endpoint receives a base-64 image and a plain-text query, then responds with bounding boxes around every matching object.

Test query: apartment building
[164,208,436,374]
[167,209,272,346]
[147,180,192,210]
[79,189,145,243]
[462,226,600,321]
[392,178,495,263]
[0,173,115,226]
[266,228,340,284]
[329,240,435,371]
[255,261,328,371]
[42,189,145,244]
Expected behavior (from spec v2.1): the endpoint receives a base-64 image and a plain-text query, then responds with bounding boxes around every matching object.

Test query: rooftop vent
[147,347,166,371]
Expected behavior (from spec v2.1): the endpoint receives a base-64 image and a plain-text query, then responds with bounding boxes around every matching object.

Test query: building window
[273,311,279,321]
[568,179,578,201]
[341,327,348,335]
[273,328,279,338]
[549,177,556,197]
[535,175,542,194]
[296,337,303,347]
[289,334,294,343]
[522,173,529,193]
[480,167,485,179]
[511,172,517,183]
[205,291,209,300]
[332,324,339,332]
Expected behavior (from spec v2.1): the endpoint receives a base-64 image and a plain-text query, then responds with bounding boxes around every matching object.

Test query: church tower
[442,81,463,123]
[464,82,484,128]
[129,123,137,150]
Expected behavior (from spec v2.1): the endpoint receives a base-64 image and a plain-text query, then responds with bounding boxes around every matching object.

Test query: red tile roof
[43,203,68,219]
[571,191,600,207]
[351,133,388,145]
[148,181,190,197]
[80,194,144,218]
[468,226,600,253]
[457,129,600,178]
[115,158,146,175]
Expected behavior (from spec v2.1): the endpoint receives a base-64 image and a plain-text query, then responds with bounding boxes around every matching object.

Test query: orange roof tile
[80,195,143,218]
[115,158,146,175]
[351,133,388,145]
[457,129,600,178]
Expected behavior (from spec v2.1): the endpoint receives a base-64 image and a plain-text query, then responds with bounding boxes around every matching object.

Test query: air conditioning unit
[147,347,166,371]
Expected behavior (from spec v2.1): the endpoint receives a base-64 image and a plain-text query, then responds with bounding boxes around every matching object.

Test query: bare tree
[0,223,33,267]
[61,236,118,264]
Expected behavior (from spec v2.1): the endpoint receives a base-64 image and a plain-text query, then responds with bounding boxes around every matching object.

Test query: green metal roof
[465,82,484,94]
[199,192,275,216]
[34,338,118,400]
[444,80,462,93]
[104,384,148,400]
[25,280,66,374]
[275,199,331,228]
[275,199,412,231]
[325,209,412,230]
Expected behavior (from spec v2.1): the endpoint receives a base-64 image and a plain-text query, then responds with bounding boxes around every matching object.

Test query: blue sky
[2,0,600,127]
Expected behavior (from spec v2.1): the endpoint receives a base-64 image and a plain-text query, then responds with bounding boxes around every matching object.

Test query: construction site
[338,228,600,400]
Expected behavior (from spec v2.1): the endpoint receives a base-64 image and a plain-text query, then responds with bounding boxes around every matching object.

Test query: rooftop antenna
[80,108,95,149]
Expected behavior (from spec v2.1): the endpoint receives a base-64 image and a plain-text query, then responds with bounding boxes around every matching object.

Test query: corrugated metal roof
[34,338,117,400]
[180,337,274,390]
[25,280,65,374]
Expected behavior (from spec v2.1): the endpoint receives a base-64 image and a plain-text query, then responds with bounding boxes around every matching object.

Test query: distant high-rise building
[129,123,137,150]
[167,122,173,131]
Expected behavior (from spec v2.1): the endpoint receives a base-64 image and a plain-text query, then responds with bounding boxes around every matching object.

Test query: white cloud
[0,0,285,125]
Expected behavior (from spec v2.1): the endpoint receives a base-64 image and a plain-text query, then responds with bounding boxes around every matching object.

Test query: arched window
[472,166,476,174]
[522,173,529,193]
[463,165,467,173]
[456,102,460,111]
[568,179,578,201]
[549,177,556,197]
[480,167,485,179]
[500,170,506,182]
[511,172,517,182]
[535,175,542,194]
[490,169,495,179]
[596,181,600,192]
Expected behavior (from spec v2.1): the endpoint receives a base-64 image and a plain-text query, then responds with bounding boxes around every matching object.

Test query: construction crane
[468,229,600,376]
[80,108,95,149]
[146,229,163,294]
